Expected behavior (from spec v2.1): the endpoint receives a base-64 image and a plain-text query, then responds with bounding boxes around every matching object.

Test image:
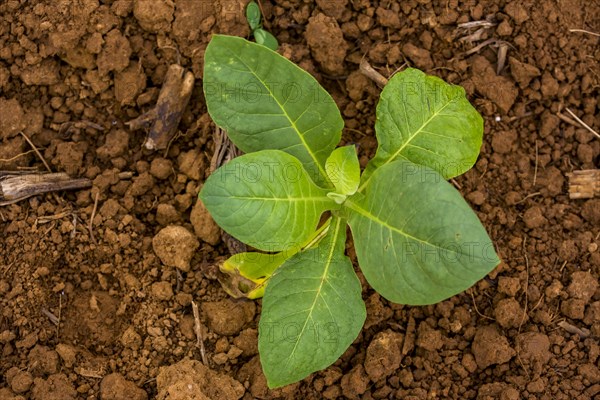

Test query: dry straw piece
[0,171,91,206]
[567,170,600,199]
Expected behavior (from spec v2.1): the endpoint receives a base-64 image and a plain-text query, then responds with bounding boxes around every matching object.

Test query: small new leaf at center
[325,145,360,196]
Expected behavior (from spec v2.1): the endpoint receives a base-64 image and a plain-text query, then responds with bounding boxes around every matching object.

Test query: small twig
[464,38,498,56]
[560,260,568,272]
[89,192,99,244]
[343,128,366,137]
[42,221,57,236]
[191,301,208,365]
[515,239,531,379]
[533,141,539,186]
[19,131,52,172]
[529,293,545,313]
[515,192,542,204]
[41,308,59,325]
[143,377,157,386]
[175,269,183,293]
[516,350,530,380]
[469,289,495,321]
[556,112,581,128]
[568,28,600,37]
[36,210,73,224]
[76,368,104,379]
[256,0,270,29]
[322,73,349,80]
[557,320,590,338]
[401,315,416,356]
[163,130,183,158]
[359,59,389,87]
[450,178,462,190]
[56,292,62,339]
[0,149,37,163]
[564,108,600,139]
[496,42,508,75]
[508,112,534,122]
[458,28,488,43]
[458,20,496,29]
[71,213,78,239]
[518,237,530,334]
[388,63,409,80]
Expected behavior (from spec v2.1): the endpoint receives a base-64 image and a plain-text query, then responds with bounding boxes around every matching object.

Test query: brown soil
[1,0,599,399]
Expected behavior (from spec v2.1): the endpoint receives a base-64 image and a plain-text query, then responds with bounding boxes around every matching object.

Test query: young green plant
[200,35,500,388]
[245,1,278,51]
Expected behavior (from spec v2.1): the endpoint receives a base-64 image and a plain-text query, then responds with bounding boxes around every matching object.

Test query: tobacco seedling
[200,35,500,388]
[246,1,278,51]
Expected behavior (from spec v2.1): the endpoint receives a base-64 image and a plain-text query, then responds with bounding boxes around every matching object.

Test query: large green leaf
[259,217,366,388]
[199,150,336,252]
[346,160,499,305]
[361,68,483,189]
[203,35,343,185]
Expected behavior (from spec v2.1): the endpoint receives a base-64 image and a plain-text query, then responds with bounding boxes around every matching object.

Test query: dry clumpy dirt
[0,0,599,399]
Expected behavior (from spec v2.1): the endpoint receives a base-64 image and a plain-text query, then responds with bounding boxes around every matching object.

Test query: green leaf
[325,145,360,196]
[253,28,279,51]
[219,251,290,299]
[219,221,332,299]
[346,160,499,305]
[259,217,366,388]
[200,150,336,252]
[361,68,483,189]
[246,1,261,31]
[203,35,343,185]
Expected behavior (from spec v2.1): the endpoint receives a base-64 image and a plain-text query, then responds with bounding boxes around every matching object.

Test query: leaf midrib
[222,46,329,182]
[358,98,454,192]
[206,195,330,202]
[345,198,485,260]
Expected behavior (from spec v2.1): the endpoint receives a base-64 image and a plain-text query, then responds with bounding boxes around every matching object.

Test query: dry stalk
[19,131,52,172]
[359,60,389,87]
[88,192,99,244]
[564,108,600,139]
[567,170,600,199]
[568,28,600,37]
[191,300,208,365]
